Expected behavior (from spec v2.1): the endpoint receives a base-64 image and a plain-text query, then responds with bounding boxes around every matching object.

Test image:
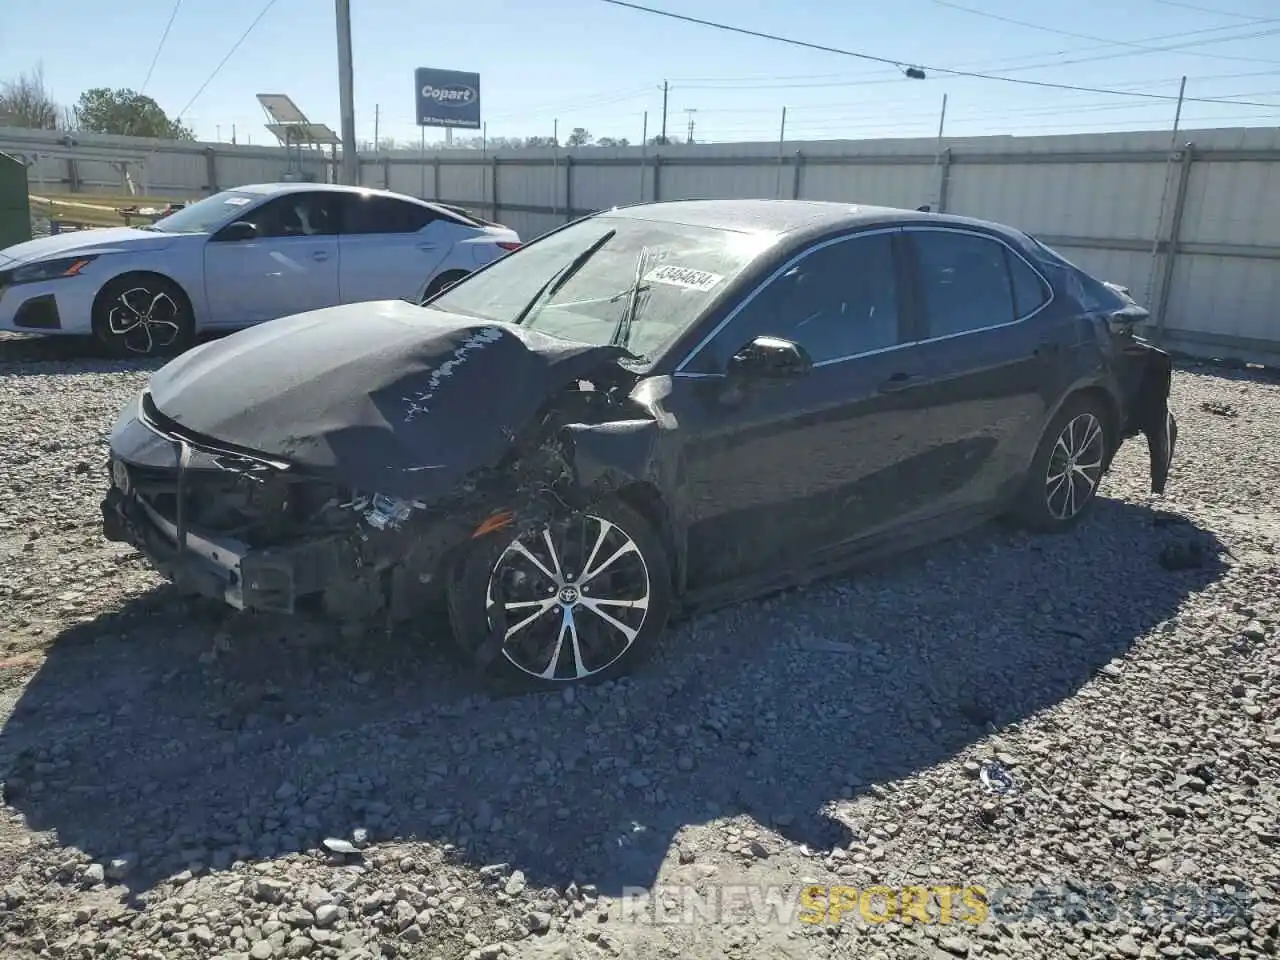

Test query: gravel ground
[0,336,1277,960]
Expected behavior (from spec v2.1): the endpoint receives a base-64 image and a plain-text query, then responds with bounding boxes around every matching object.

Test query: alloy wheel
[1045,412,1105,521]
[105,286,184,355]
[486,513,651,682]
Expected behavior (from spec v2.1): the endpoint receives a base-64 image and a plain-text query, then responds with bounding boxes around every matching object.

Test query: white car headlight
[10,255,98,284]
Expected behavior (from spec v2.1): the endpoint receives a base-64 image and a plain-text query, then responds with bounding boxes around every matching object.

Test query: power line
[593,0,1280,108]
[1153,0,1268,19]
[698,112,1278,143]
[665,22,1280,90]
[702,91,1280,133]
[141,0,184,95]
[978,26,1280,75]
[926,0,1280,65]
[673,67,1280,95]
[174,0,278,123]
[694,88,1280,123]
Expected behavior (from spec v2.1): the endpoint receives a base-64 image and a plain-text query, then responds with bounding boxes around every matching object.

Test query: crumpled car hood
[146,300,631,500]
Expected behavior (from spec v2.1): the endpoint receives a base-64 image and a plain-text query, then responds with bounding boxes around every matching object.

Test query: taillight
[496,241,522,252]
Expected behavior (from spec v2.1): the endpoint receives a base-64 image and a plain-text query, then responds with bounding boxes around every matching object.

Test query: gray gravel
[0,338,1278,960]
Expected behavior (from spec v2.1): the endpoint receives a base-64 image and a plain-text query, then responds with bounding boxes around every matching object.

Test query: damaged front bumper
[99,389,578,622]
[101,483,358,614]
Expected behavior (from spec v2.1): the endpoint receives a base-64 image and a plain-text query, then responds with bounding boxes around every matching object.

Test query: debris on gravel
[1,342,1278,960]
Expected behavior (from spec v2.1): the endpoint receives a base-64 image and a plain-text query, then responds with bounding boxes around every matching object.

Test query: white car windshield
[425,214,777,361]
[148,190,260,234]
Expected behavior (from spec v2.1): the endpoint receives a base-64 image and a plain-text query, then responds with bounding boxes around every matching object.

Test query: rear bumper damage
[1121,339,1178,495]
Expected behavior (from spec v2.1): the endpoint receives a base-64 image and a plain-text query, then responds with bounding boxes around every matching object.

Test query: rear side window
[1006,249,1050,317]
[342,195,436,235]
[910,230,1015,337]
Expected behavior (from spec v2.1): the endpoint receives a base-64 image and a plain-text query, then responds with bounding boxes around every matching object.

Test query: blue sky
[2,0,1278,146]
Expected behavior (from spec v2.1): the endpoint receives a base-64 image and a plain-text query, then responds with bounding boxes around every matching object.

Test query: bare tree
[0,64,60,130]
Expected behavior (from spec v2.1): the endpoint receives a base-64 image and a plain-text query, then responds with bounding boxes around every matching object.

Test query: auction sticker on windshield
[224,197,252,206]
[644,265,724,292]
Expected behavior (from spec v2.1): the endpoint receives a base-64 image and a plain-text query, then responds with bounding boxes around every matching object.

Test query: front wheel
[447,498,673,689]
[92,274,195,358]
[1011,395,1112,533]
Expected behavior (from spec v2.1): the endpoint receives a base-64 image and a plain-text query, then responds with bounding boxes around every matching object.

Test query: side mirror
[218,220,259,242]
[727,336,813,382]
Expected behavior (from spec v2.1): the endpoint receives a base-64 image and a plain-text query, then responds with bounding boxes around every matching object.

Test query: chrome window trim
[671,222,1056,380]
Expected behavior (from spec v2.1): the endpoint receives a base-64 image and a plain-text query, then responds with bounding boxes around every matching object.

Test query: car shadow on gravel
[0,331,228,369]
[0,497,1228,905]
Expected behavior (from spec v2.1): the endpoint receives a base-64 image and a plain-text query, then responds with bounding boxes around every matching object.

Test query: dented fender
[559,418,663,491]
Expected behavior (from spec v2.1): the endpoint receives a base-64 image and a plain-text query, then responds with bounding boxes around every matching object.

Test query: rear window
[431,203,489,227]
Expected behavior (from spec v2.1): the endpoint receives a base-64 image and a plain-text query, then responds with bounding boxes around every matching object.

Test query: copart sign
[415,67,481,130]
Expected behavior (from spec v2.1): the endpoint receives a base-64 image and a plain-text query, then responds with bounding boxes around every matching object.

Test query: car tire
[420,269,469,304]
[1011,393,1113,534]
[446,497,673,690]
[92,273,195,358]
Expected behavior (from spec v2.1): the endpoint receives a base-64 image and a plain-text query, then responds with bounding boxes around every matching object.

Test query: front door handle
[416,242,438,251]
[311,250,330,262]
[878,372,920,393]
[1034,342,1063,357]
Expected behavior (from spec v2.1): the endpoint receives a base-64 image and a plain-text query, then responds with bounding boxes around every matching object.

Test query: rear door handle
[878,372,920,393]
[416,242,438,251]
[311,250,330,262]
[1034,342,1063,357]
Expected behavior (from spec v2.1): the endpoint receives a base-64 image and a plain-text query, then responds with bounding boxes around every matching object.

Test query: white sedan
[0,183,522,356]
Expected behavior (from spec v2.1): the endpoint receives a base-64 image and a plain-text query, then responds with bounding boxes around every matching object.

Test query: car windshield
[425,214,777,361]
[148,190,260,234]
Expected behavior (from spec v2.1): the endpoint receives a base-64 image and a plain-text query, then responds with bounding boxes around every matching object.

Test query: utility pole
[374,104,380,151]
[335,0,358,185]
[659,80,668,145]
[684,108,696,144]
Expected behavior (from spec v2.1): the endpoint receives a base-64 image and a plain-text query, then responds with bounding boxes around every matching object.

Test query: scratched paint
[402,326,505,422]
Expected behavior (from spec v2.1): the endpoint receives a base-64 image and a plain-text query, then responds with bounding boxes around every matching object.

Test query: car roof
[228,182,405,197]
[602,198,1023,242]
[226,182,491,223]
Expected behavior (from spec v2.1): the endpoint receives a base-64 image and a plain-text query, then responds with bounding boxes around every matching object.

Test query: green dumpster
[0,151,32,250]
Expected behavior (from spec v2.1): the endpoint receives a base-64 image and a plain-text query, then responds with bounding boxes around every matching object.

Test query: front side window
[911,230,1016,338]
[148,190,260,234]
[228,193,338,239]
[426,214,777,362]
[691,232,901,371]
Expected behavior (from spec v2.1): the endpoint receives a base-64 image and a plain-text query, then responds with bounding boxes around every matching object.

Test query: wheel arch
[91,269,198,335]
[1062,384,1121,468]
[1037,380,1123,471]
[612,481,683,595]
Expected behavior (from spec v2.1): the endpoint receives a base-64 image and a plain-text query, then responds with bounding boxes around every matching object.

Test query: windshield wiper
[511,228,616,327]
[609,247,653,351]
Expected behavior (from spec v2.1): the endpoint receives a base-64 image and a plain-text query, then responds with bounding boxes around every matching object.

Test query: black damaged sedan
[103,199,1177,689]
